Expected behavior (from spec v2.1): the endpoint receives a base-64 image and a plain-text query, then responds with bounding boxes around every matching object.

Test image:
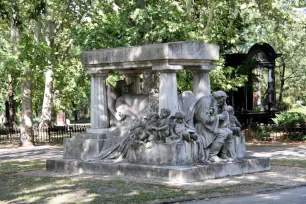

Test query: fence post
[48,127,51,142]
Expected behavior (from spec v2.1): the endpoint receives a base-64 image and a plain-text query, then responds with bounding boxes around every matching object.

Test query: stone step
[73,133,107,140]
[46,157,270,183]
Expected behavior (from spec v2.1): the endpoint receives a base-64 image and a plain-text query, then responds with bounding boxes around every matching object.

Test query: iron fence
[2,123,305,144]
[0,125,89,144]
[244,123,306,141]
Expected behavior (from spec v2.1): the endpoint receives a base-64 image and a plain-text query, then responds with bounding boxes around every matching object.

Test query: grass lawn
[288,105,306,114]
[271,159,306,168]
[0,160,280,204]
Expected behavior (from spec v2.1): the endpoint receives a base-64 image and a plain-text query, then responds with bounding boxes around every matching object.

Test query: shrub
[272,112,306,126]
[277,101,292,111]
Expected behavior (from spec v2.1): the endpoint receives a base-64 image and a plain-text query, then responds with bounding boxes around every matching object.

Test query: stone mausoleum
[47,41,270,183]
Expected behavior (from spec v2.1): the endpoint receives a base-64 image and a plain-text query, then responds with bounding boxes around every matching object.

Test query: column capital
[85,67,109,77]
[119,70,142,77]
[152,62,183,72]
[186,64,216,73]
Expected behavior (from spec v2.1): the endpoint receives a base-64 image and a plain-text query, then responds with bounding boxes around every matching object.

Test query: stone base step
[46,157,270,183]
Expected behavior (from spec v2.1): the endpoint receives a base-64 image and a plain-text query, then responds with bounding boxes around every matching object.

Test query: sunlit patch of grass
[0,159,45,174]
[288,106,306,114]
[271,159,306,168]
[0,160,283,203]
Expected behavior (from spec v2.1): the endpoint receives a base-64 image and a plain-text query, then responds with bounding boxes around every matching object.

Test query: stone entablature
[81,41,220,129]
[81,41,219,72]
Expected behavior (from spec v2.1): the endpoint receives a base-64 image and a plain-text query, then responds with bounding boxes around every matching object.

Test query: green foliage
[277,101,292,111]
[177,69,193,93]
[106,71,125,87]
[288,105,306,114]
[290,133,306,141]
[0,0,306,123]
[272,112,306,126]
[248,122,272,140]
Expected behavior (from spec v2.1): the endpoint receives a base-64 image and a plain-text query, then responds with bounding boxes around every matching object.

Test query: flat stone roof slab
[81,41,219,72]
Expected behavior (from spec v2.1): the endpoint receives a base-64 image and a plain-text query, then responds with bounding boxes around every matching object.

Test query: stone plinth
[47,157,270,183]
[63,134,107,160]
[234,136,246,158]
[129,143,197,165]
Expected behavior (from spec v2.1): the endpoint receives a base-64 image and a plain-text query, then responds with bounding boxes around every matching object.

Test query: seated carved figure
[169,112,198,143]
[227,105,242,136]
[155,108,172,143]
[107,80,149,125]
[139,113,160,148]
[192,91,234,163]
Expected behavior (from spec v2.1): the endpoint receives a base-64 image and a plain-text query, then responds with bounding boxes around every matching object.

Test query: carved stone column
[187,65,215,99]
[153,63,182,114]
[90,72,109,129]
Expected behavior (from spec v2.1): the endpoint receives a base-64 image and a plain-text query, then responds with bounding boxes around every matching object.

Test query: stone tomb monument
[47,41,270,183]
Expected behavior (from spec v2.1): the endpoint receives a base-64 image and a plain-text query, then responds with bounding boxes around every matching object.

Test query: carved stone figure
[226,105,244,159]
[107,80,150,125]
[168,112,198,143]
[155,108,172,143]
[227,105,242,136]
[139,113,160,148]
[192,91,234,163]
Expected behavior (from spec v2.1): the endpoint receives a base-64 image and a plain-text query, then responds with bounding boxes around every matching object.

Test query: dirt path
[0,145,63,161]
[247,145,306,159]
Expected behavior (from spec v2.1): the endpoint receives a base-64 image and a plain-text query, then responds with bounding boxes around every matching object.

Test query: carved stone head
[160,108,171,118]
[226,105,234,115]
[212,91,227,106]
[116,80,128,93]
[175,112,185,123]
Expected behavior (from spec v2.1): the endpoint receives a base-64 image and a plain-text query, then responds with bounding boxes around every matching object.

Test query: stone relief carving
[190,90,234,163]
[227,105,242,137]
[107,80,153,126]
[86,89,243,165]
[168,112,198,144]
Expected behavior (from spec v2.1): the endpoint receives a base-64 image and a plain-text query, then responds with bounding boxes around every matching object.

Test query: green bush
[277,101,292,111]
[272,112,306,126]
[291,134,306,141]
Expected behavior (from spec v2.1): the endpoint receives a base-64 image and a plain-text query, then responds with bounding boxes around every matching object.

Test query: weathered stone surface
[47,157,270,183]
[128,143,197,165]
[235,136,246,158]
[158,70,179,114]
[63,138,105,160]
[90,73,109,129]
[82,41,219,65]
[193,71,211,99]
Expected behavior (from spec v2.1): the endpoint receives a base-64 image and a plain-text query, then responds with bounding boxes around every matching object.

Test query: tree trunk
[40,10,55,129]
[278,56,286,106]
[39,70,54,128]
[9,0,18,127]
[11,0,34,146]
[5,101,9,125]
[8,74,15,127]
[72,102,78,121]
[20,69,34,146]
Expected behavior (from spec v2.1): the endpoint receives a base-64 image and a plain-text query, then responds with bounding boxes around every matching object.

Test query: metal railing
[244,123,306,141]
[0,125,89,144]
